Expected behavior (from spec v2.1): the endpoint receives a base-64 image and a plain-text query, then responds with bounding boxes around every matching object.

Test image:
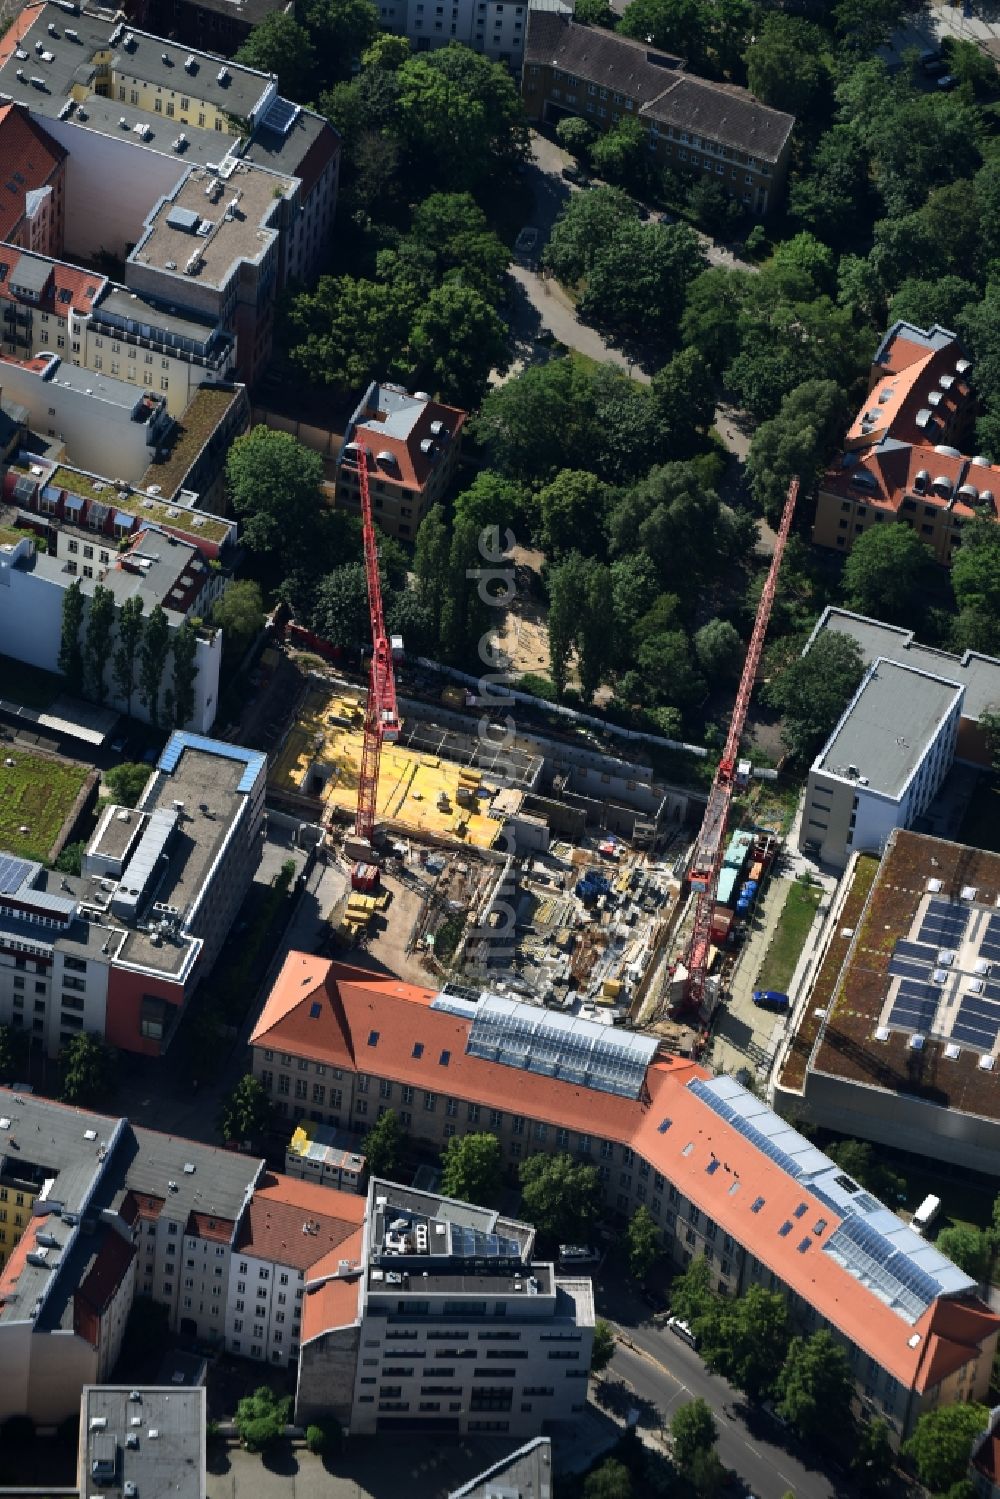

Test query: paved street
[597,1274,847,1499]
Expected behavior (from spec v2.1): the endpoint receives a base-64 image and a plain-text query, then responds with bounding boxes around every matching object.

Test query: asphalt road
[598,1275,849,1499]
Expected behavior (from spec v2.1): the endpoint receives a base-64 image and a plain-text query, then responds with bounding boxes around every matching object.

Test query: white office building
[799,657,964,870]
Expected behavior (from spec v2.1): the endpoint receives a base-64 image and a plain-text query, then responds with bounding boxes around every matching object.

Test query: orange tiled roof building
[815,320,999,566]
[251,954,1000,1445]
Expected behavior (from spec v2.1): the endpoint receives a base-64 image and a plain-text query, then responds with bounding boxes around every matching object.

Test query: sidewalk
[708,875,791,1080]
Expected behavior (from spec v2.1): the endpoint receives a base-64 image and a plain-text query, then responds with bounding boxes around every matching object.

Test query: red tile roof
[236,1170,365,1271]
[253,956,1000,1390]
[77,1228,135,1317]
[302,1226,364,1342]
[353,395,466,494]
[0,247,105,316]
[0,104,65,243]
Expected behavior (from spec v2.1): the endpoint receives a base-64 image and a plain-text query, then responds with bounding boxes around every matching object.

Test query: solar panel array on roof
[889,978,940,1033]
[0,854,30,895]
[980,914,1000,965]
[917,898,969,948]
[824,1217,943,1323]
[466,995,659,1099]
[157,731,266,793]
[952,987,1000,1051]
[889,955,937,982]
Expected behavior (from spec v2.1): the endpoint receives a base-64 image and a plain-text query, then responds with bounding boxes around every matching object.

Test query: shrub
[306,1424,326,1454]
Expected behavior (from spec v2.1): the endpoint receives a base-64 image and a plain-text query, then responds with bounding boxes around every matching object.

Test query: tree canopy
[776,1329,854,1440]
[440,1133,503,1206]
[766,632,866,762]
[60,1033,116,1107]
[842,524,936,624]
[219,1074,272,1146]
[904,1403,989,1494]
[518,1153,603,1242]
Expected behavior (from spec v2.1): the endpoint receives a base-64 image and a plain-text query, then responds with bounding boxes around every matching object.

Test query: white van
[911,1194,942,1237]
[666,1315,698,1348]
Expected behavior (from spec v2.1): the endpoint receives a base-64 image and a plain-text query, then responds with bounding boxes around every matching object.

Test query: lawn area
[958,774,1000,854]
[0,751,90,861]
[0,652,62,711]
[754,877,823,994]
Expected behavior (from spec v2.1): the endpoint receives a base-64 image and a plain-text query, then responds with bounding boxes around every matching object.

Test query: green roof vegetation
[140,387,239,507]
[0,525,33,549]
[49,465,231,545]
[0,750,90,863]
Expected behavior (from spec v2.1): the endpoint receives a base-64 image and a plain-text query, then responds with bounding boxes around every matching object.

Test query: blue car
[752,989,789,1013]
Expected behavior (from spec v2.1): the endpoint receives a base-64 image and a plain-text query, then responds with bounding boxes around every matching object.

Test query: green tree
[637,629,705,710]
[853,1416,895,1491]
[747,379,851,525]
[825,1138,906,1201]
[138,604,170,728]
[104,761,151,809]
[233,11,316,99]
[212,581,264,663]
[776,1329,854,1440]
[84,584,115,703]
[694,619,743,685]
[169,618,199,730]
[953,516,1000,620]
[219,1074,273,1145]
[453,470,524,540]
[626,1204,659,1280]
[311,563,370,649]
[405,192,510,303]
[697,1285,791,1399]
[112,595,144,717]
[591,1318,616,1373]
[547,554,578,696]
[58,578,85,695]
[363,1108,403,1179]
[618,0,707,64]
[936,1224,989,1280]
[0,1022,28,1083]
[557,115,597,159]
[301,0,379,85]
[227,427,326,573]
[409,282,508,405]
[842,523,935,624]
[518,1152,603,1242]
[55,841,84,876]
[767,632,865,762]
[394,46,527,191]
[589,117,650,192]
[544,186,636,286]
[943,36,997,96]
[291,273,414,391]
[578,218,707,337]
[440,1132,502,1206]
[439,513,492,665]
[60,1032,116,1106]
[671,1397,718,1473]
[904,1403,990,1494]
[651,346,716,460]
[413,504,451,630]
[234,1385,292,1452]
[888,276,977,336]
[537,470,610,560]
[574,0,616,22]
[744,14,831,120]
[668,1254,714,1324]
[583,1458,633,1499]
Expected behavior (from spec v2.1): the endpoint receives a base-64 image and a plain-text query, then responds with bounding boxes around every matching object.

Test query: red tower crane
[348,444,399,842]
[676,475,800,1015]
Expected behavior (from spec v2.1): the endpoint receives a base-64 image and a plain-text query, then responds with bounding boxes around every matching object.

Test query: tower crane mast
[678,476,799,1014]
[349,444,399,842]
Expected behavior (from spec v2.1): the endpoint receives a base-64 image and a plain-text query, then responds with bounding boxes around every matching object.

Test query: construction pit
[270,685,543,850]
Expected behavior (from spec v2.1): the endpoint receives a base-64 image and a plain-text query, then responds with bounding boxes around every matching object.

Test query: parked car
[762,1399,790,1430]
[666,1315,698,1348]
[561,163,589,184]
[514,226,539,258]
[752,989,789,1013]
[558,1244,600,1266]
[937,73,958,90]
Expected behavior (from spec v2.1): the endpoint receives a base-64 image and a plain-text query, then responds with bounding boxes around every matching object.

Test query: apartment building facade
[0,734,265,1059]
[375,0,568,68]
[0,103,66,258]
[522,16,795,216]
[251,956,1000,1443]
[815,321,999,565]
[336,382,466,541]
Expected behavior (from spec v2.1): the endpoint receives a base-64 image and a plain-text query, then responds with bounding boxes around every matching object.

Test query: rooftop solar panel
[0,854,30,895]
[951,1022,997,1049]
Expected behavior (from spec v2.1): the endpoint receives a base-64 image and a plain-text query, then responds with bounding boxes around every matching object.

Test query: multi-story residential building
[126,160,282,387]
[336,382,466,541]
[224,1172,366,1368]
[0,1089,264,1423]
[522,16,796,216]
[0,4,340,379]
[799,657,963,870]
[0,733,265,1056]
[0,102,66,258]
[809,607,1000,772]
[778,831,1000,1179]
[123,0,293,57]
[0,244,237,418]
[251,954,1000,1443]
[295,1176,594,1437]
[0,349,174,483]
[0,518,225,730]
[375,0,571,68]
[814,321,1000,565]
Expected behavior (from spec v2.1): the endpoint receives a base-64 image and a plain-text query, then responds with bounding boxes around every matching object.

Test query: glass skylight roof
[466,995,659,1099]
